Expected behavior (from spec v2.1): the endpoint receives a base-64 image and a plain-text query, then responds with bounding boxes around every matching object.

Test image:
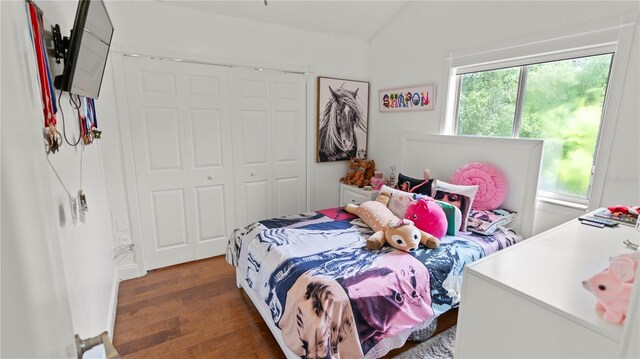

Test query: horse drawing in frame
[318,84,367,162]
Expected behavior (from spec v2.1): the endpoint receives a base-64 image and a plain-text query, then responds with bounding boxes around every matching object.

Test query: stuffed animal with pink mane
[404,197,448,239]
[582,252,638,324]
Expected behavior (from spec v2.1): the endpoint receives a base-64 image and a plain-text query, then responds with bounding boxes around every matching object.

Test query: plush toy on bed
[345,192,439,251]
[404,197,448,239]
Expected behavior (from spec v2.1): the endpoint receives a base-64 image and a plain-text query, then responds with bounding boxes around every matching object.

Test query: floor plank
[113,256,457,358]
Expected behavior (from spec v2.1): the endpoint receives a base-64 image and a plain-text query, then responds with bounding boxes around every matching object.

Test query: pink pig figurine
[582,253,636,325]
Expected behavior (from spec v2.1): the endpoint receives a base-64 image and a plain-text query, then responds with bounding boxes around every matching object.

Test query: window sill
[537,196,588,211]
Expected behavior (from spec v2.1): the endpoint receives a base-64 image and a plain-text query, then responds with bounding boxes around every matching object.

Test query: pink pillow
[451,162,507,210]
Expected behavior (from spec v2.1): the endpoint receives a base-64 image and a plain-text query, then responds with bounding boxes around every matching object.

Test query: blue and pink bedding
[226,208,521,358]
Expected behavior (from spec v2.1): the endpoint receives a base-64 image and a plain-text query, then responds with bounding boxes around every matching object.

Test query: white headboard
[401,134,543,238]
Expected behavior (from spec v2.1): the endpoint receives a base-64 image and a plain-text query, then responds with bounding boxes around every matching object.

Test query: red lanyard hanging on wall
[27,1,60,152]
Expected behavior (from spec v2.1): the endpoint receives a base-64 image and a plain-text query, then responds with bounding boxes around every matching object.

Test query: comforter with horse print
[226,208,521,358]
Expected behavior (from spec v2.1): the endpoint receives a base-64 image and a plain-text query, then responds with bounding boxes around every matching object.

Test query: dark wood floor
[113,256,458,358]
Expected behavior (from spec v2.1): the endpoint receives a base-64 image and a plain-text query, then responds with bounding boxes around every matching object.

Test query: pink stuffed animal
[582,252,637,324]
[404,197,448,239]
[609,252,639,283]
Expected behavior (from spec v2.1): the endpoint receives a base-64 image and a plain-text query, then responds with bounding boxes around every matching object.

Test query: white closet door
[270,72,307,216]
[231,69,307,227]
[231,68,274,226]
[123,56,234,270]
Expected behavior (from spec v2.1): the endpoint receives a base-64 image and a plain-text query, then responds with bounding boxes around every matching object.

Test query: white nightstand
[455,215,639,358]
[339,184,380,207]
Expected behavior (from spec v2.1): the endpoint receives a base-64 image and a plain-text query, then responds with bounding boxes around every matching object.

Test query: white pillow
[379,185,414,218]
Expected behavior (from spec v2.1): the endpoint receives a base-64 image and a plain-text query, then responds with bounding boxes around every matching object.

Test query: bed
[226,134,543,358]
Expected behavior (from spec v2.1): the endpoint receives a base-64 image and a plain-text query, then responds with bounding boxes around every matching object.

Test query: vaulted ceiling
[157,0,411,41]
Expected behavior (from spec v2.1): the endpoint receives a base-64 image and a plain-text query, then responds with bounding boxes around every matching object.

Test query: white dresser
[455,216,639,358]
[339,184,380,207]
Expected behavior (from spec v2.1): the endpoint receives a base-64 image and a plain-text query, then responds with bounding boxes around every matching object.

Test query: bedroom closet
[120,56,307,270]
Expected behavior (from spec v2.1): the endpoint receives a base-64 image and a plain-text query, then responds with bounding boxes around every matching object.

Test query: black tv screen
[55,0,113,99]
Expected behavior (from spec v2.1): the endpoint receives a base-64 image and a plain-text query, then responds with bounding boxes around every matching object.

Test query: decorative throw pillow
[451,162,507,210]
[467,208,517,235]
[380,185,415,218]
[397,173,433,196]
[432,180,478,232]
[434,200,462,236]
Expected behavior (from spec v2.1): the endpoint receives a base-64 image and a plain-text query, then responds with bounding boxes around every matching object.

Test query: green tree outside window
[456,54,612,199]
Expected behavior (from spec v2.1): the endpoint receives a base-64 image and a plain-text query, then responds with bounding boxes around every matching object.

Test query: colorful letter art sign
[378,84,435,112]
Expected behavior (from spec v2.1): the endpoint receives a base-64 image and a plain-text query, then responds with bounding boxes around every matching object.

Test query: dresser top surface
[467,216,639,340]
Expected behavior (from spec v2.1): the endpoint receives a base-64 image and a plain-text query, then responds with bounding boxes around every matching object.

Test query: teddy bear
[345,192,439,251]
[351,159,376,187]
[582,252,638,324]
[340,159,359,185]
[404,197,448,239]
[362,160,376,187]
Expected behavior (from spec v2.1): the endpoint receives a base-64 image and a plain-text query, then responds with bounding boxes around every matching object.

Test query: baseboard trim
[108,269,119,337]
[117,263,140,281]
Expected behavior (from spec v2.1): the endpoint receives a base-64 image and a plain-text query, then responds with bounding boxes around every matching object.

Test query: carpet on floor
[393,326,456,359]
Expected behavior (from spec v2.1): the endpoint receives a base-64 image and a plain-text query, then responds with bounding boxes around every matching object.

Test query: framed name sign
[378,84,435,112]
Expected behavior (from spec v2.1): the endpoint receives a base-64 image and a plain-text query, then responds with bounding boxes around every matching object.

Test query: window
[444,15,635,210]
[453,53,614,204]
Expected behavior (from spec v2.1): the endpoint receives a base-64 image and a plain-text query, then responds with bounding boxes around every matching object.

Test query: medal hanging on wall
[80,96,101,145]
[88,98,101,140]
[80,97,91,145]
[77,144,88,223]
[27,1,61,153]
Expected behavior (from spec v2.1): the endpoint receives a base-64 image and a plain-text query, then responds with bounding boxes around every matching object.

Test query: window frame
[454,49,614,205]
[442,14,637,210]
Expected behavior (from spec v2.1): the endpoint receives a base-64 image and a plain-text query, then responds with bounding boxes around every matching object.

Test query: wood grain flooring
[113,255,458,358]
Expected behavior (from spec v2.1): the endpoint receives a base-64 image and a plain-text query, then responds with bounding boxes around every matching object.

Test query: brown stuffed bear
[340,159,359,185]
[363,160,375,186]
[351,159,376,187]
[341,159,376,187]
[345,192,439,251]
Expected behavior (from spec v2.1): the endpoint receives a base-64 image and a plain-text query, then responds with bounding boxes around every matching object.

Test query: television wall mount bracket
[52,24,70,65]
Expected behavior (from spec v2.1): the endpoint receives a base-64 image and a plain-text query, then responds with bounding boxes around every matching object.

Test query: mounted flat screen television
[54,0,113,99]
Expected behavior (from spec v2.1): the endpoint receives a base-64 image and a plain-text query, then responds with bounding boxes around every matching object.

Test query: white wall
[1,1,117,355]
[368,1,640,234]
[98,1,369,276]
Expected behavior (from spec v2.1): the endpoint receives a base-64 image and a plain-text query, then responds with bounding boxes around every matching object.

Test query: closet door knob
[207,175,214,180]
[250,171,256,176]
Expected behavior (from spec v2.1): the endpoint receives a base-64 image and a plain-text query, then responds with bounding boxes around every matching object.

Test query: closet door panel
[124,57,193,269]
[151,189,189,249]
[231,68,273,227]
[123,56,233,270]
[270,72,307,216]
[193,185,228,259]
[181,62,235,260]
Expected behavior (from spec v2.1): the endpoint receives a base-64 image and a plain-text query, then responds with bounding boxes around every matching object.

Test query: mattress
[226,207,521,358]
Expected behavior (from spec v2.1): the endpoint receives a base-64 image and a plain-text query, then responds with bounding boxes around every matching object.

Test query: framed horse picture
[317,77,369,162]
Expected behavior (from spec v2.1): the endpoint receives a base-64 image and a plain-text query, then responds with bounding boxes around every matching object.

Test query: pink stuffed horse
[582,252,638,324]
